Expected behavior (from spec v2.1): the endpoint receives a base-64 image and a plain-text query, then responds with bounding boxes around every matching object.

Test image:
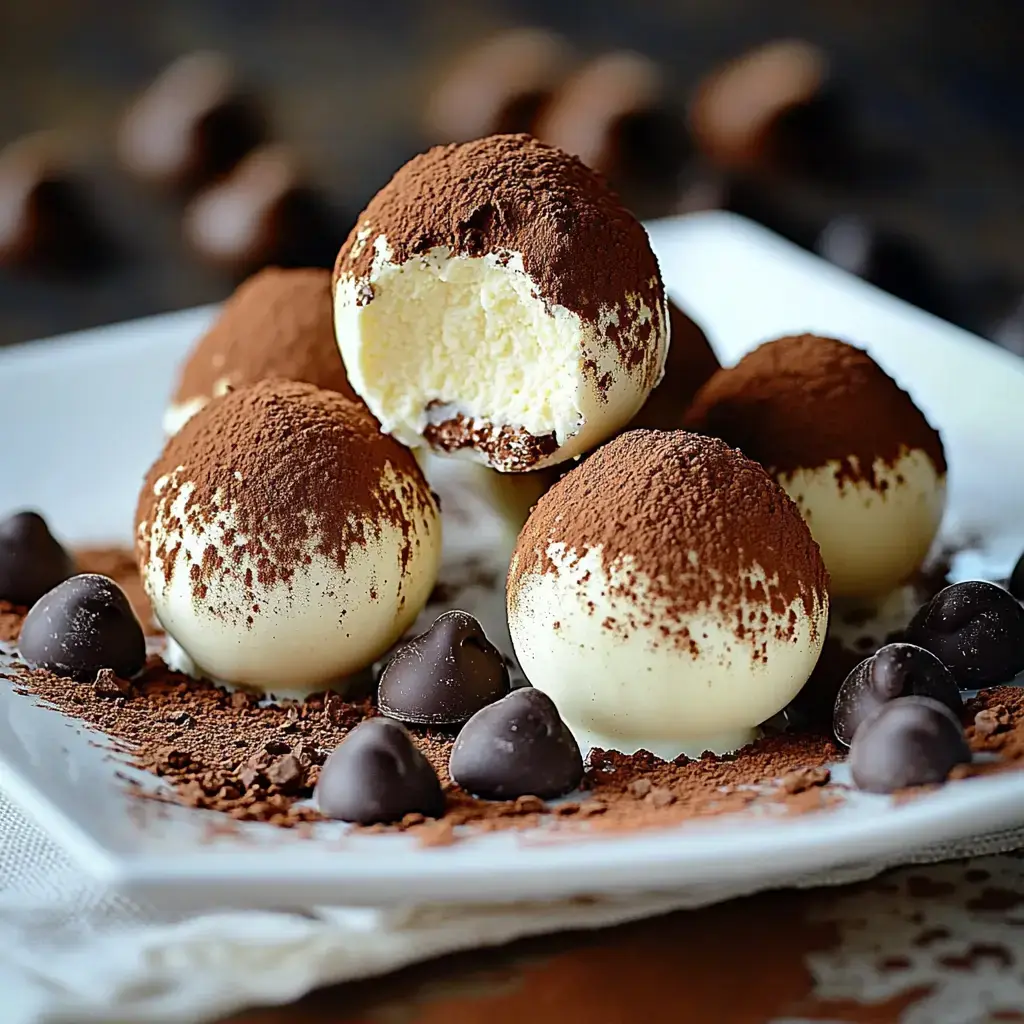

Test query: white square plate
[1,211,1022,911]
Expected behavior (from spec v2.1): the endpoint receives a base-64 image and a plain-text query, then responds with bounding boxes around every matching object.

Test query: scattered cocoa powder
[0,600,24,642]
[172,268,357,408]
[508,430,828,656]
[74,546,159,635]
[683,334,947,486]
[135,380,438,611]
[3,588,1022,840]
[334,134,666,390]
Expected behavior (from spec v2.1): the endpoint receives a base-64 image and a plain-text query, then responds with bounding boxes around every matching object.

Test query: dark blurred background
[1,0,1023,349]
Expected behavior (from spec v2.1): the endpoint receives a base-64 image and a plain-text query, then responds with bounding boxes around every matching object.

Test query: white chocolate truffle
[164,267,357,436]
[507,431,829,758]
[136,380,441,697]
[684,334,947,600]
[333,134,668,472]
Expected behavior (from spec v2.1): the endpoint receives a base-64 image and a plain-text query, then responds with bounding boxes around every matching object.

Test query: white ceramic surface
[1,211,1022,911]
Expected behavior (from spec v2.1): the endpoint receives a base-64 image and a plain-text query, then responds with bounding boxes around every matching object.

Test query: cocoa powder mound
[683,334,947,485]
[334,133,666,385]
[508,430,828,652]
[173,268,357,407]
[629,300,720,431]
[135,380,438,602]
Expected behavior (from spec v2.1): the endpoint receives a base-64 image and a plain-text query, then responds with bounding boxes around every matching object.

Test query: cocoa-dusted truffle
[423,28,570,143]
[136,380,441,696]
[333,134,668,472]
[165,267,357,435]
[507,430,828,758]
[685,334,947,599]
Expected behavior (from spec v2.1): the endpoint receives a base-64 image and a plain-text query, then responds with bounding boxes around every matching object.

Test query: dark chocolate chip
[19,574,146,682]
[833,643,962,746]
[905,580,1024,687]
[315,718,444,824]
[183,144,344,274]
[117,51,265,192]
[378,610,509,726]
[449,687,583,801]
[0,511,75,608]
[849,696,971,793]
[1008,550,1024,601]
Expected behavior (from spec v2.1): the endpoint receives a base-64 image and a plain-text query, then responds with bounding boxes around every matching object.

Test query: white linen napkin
[2,791,1023,1024]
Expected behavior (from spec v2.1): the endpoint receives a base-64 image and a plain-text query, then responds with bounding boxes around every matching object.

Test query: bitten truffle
[507,430,829,758]
[685,335,947,599]
[136,380,441,696]
[164,267,358,435]
[333,134,668,472]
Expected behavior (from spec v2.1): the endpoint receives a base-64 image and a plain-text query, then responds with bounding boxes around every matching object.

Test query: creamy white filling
[778,448,946,600]
[138,465,442,694]
[508,545,827,758]
[334,237,665,470]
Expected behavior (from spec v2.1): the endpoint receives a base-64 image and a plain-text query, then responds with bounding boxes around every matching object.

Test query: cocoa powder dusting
[334,134,666,386]
[173,268,357,406]
[684,334,947,485]
[135,380,438,603]
[508,430,828,653]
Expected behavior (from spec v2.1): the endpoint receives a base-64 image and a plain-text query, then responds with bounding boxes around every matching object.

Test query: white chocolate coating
[138,464,441,696]
[778,448,946,600]
[508,544,828,758]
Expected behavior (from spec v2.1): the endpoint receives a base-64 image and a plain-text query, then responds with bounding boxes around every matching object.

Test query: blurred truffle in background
[534,51,691,212]
[183,144,345,275]
[117,51,267,193]
[424,27,571,143]
[690,39,854,182]
[0,133,113,278]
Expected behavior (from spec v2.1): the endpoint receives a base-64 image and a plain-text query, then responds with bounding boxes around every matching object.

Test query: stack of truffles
[4,133,1024,835]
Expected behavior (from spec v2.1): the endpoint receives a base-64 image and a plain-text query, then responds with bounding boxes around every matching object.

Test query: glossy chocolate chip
[19,574,146,681]
[849,696,971,793]
[315,718,445,824]
[379,610,509,726]
[833,643,961,746]
[118,51,265,192]
[0,511,75,608]
[449,687,583,801]
[905,580,1024,687]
